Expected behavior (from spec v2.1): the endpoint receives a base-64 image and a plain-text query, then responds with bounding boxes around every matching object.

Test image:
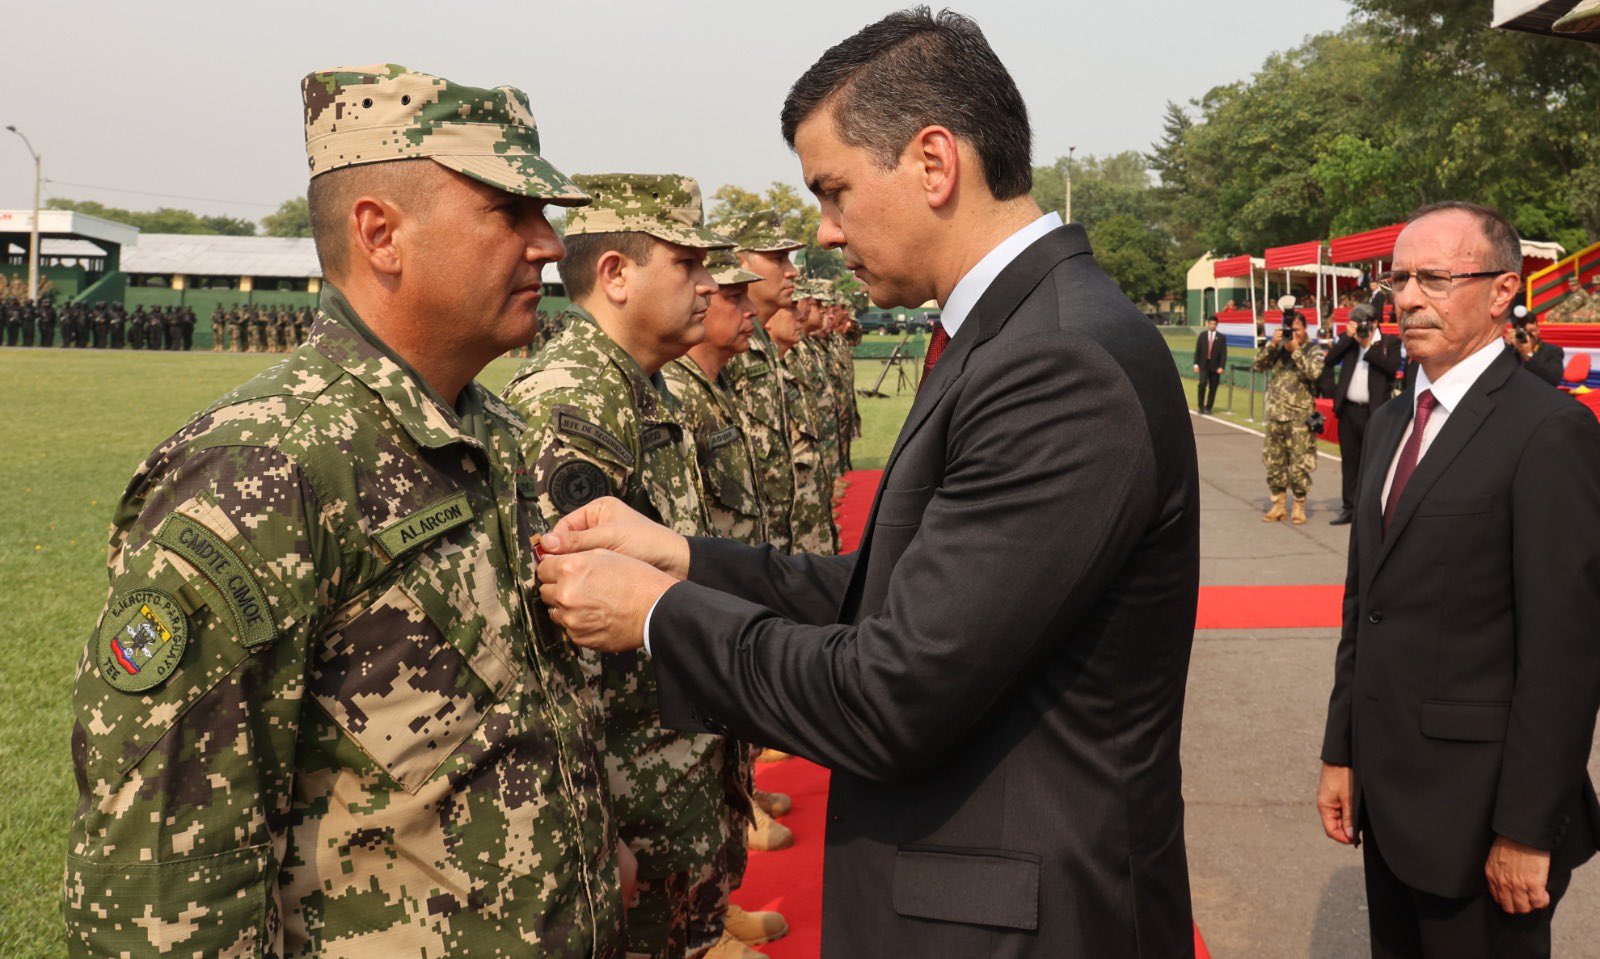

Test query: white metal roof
[0,209,140,247]
[120,233,320,278]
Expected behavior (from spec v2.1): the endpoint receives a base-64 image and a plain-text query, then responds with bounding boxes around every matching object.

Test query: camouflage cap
[302,63,589,206]
[721,209,805,254]
[706,249,763,286]
[562,174,733,249]
[792,277,823,301]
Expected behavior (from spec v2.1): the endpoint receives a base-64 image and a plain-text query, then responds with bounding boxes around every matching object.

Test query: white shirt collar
[1413,338,1505,415]
[939,211,1064,338]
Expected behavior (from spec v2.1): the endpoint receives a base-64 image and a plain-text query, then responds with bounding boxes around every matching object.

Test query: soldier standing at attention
[19,301,37,347]
[65,64,624,959]
[37,302,55,347]
[659,249,795,957]
[1254,305,1325,525]
[211,305,225,351]
[501,173,740,959]
[775,278,838,555]
[3,299,19,346]
[107,306,125,350]
[720,210,801,554]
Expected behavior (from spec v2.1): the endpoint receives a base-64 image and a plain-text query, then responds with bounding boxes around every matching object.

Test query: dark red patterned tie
[919,323,950,392]
[1384,389,1438,532]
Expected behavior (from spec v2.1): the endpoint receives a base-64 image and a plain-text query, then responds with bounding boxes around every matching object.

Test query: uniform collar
[560,305,678,421]
[310,284,505,450]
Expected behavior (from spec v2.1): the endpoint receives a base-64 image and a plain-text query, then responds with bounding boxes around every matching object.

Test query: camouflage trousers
[1263,419,1318,497]
[790,466,838,556]
[628,862,717,959]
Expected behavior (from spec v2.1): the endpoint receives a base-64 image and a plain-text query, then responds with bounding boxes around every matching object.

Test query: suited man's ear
[909,125,961,211]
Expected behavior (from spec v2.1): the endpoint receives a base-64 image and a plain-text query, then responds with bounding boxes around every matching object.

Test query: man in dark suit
[1193,313,1228,413]
[1318,201,1600,958]
[535,10,1199,958]
[1325,303,1403,524]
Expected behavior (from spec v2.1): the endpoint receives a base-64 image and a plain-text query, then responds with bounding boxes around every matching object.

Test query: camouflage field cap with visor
[562,174,733,249]
[302,63,590,206]
[720,209,805,254]
[706,249,763,286]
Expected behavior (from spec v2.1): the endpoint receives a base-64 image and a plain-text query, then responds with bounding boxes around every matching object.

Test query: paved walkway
[1184,412,1600,956]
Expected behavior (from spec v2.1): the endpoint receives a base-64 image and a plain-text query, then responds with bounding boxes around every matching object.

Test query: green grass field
[0,347,919,957]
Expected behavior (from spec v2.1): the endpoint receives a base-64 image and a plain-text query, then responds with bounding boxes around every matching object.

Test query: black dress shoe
[1329,510,1353,526]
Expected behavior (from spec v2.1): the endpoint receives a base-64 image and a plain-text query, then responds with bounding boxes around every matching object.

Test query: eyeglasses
[1375,269,1507,297]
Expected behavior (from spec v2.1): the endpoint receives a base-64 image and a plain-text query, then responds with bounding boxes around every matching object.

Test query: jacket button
[1369,611,1383,624]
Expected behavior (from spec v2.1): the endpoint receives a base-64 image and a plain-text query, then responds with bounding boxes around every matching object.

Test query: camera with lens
[1349,303,1377,341]
[1511,304,1533,344]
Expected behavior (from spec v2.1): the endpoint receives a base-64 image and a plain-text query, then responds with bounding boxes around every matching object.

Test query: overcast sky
[0,0,1354,223]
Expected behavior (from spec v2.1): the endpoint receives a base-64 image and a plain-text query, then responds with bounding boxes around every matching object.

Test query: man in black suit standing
[1325,303,1402,525]
[1193,313,1228,413]
[534,9,1200,958]
[1318,201,1600,958]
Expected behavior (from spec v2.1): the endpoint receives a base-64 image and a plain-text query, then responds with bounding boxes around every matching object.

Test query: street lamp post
[6,125,41,302]
[1064,145,1076,223]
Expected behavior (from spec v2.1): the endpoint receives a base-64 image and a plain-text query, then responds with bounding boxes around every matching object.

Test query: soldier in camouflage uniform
[65,65,623,959]
[794,279,844,500]
[1546,277,1592,323]
[1253,311,1324,525]
[778,278,839,554]
[658,250,793,957]
[720,210,802,554]
[210,305,225,351]
[501,173,740,959]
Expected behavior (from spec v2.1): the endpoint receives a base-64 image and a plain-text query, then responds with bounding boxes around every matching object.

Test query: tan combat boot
[1291,497,1307,525]
[1262,492,1287,522]
[702,929,768,958]
[725,903,789,945]
[753,789,792,818]
[746,805,795,851]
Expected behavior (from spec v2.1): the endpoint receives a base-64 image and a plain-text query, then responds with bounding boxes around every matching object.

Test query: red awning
[1213,255,1254,279]
[1329,223,1405,264]
[1264,241,1323,270]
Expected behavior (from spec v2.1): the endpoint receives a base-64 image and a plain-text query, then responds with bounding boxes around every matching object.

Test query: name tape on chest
[746,362,771,379]
[155,514,275,647]
[640,424,681,455]
[555,409,634,466]
[707,425,742,450]
[373,492,473,561]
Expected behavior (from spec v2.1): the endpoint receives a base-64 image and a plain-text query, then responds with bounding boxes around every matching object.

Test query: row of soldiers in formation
[209,304,316,352]
[1545,275,1600,323]
[0,301,198,349]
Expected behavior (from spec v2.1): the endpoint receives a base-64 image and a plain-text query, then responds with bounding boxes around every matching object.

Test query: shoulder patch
[555,407,634,466]
[155,514,275,647]
[640,424,680,455]
[549,460,610,515]
[96,588,189,693]
[707,425,742,450]
[373,492,473,561]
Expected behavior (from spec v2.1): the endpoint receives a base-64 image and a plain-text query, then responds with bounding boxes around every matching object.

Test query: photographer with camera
[1254,297,1325,524]
[1324,303,1402,525]
[1506,305,1566,386]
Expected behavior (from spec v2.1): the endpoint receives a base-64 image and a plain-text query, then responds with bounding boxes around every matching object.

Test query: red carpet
[1196,584,1343,629]
[730,471,1215,958]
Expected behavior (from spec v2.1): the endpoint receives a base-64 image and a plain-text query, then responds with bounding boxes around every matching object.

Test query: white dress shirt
[642,210,1067,653]
[1346,329,1380,406]
[1381,338,1505,507]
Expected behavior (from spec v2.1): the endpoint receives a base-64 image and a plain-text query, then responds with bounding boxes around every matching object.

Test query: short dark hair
[558,232,658,300]
[1405,201,1523,275]
[307,158,437,279]
[781,7,1032,200]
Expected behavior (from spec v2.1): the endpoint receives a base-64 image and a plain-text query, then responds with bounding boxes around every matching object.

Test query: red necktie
[1384,389,1438,532]
[920,324,950,392]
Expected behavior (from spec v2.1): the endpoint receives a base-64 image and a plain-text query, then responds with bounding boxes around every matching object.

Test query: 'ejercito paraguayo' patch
[373,492,473,559]
[95,588,188,692]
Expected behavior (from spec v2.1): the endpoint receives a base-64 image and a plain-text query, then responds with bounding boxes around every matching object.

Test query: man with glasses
[1318,201,1600,959]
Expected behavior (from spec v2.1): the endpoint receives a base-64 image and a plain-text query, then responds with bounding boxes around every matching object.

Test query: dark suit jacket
[1322,346,1600,898]
[1194,328,1228,373]
[1325,333,1402,416]
[649,226,1200,958]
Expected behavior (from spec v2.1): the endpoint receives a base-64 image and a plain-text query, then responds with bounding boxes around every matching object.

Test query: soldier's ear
[350,197,403,279]
[594,250,632,307]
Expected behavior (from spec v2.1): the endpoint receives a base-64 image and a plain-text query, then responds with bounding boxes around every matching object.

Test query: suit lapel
[1357,398,1408,586]
[1367,348,1517,582]
[855,226,1089,543]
